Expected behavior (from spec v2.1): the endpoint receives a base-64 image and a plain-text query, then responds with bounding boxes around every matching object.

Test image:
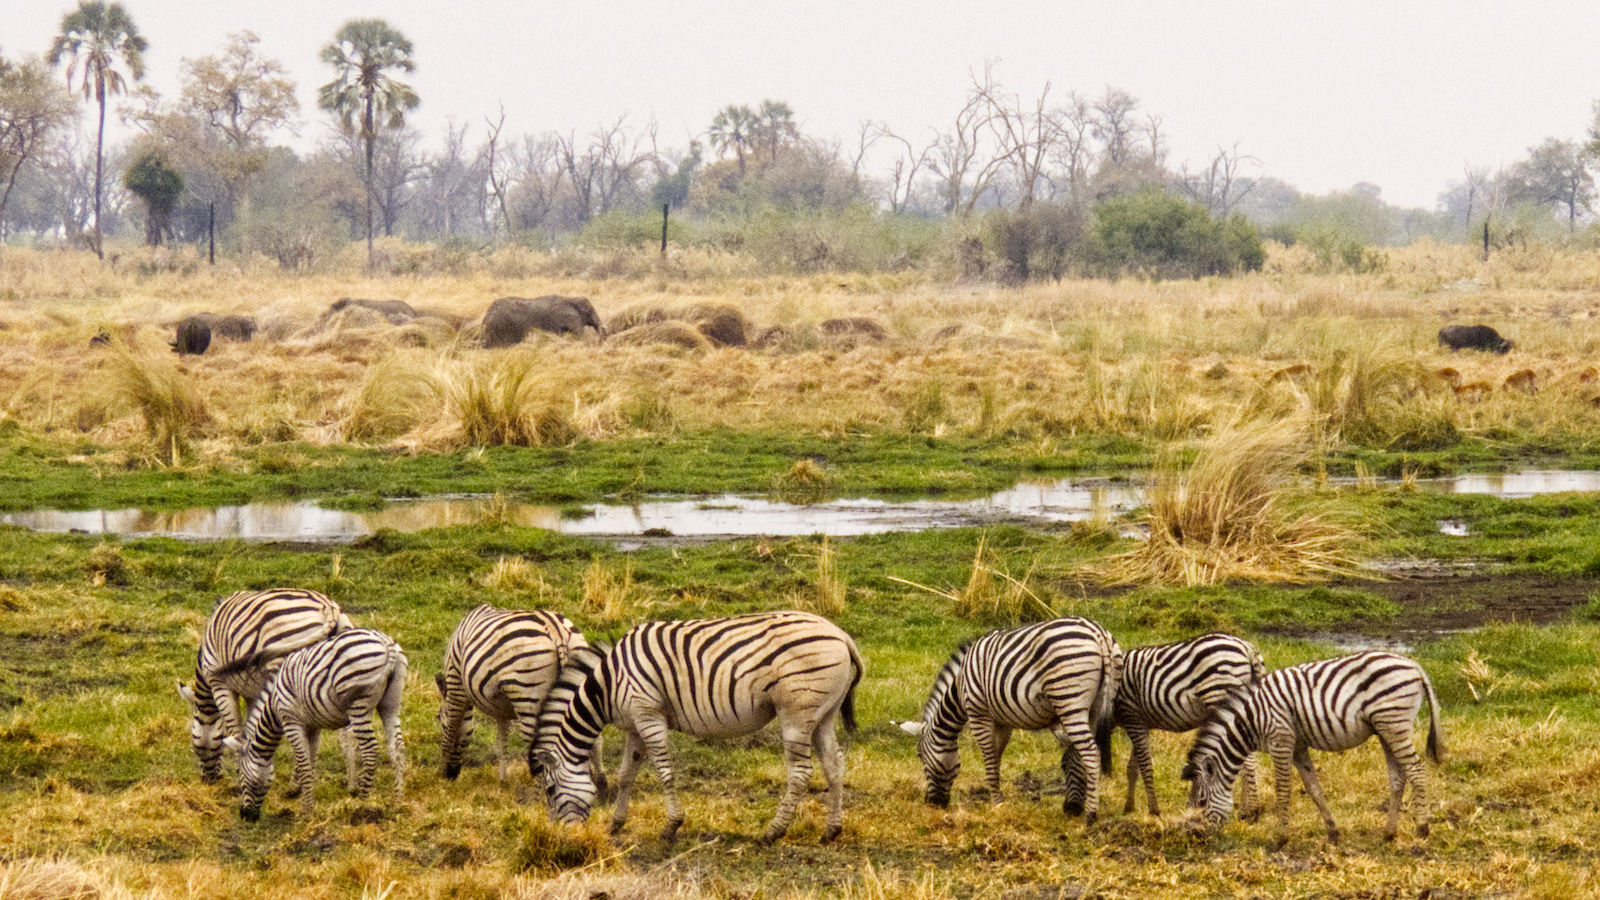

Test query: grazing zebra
[1182,651,1443,844]
[435,604,604,790]
[534,611,863,844]
[1108,633,1265,818]
[176,588,353,782]
[899,617,1123,824]
[223,628,408,821]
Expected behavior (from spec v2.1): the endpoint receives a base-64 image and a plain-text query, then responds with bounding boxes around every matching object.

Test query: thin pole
[660,203,670,255]
[208,202,216,265]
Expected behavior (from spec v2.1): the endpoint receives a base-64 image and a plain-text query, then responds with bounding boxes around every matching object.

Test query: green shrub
[1091,190,1264,279]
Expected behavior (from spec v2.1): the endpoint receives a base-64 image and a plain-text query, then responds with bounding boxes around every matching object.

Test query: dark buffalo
[482,296,605,348]
[172,317,212,355]
[328,297,418,325]
[191,312,256,342]
[1439,324,1512,354]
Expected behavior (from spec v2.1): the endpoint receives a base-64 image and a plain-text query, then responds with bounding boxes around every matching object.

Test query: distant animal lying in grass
[1438,324,1512,354]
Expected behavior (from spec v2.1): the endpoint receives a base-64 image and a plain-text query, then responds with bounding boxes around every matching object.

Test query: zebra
[1107,632,1266,818]
[1182,650,1443,844]
[176,588,353,782]
[899,617,1123,824]
[222,628,408,821]
[435,604,604,791]
[533,610,864,844]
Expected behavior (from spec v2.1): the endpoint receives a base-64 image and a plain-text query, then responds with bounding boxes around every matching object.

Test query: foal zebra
[1182,651,1443,844]
[1108,633,1265,817]
[223,628,408,821]
[534,611,864,844]
[900,617,1123,824]
[177,588,353,782]
[435,604,603,788]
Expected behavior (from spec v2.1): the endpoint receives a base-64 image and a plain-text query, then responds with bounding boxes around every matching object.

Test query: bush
[1091,191,1265,279]
[982,202,1087,282]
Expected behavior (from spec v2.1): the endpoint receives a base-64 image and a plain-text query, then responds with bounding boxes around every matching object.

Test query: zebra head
[533,644,609,825]
[915,645,968,807]
[229,690,282,822]
[177,680,226,784]
[1180,686,1256,829]
[434,670,474,781]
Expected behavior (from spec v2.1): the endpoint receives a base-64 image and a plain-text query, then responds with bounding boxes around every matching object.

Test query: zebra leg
[285,724,320,816]
[631,717,684,844]
[495,718,511,784]
[1238,752,1262,822]
[814,715,846,844]
[1125,724,1155,816]
[382,706,406,799]
[345,709,380,799]
[609,729,647,835]
[762,718,820,845]
[589,730,610,802]
[1380,727,1430,839]
[1060,714,1102,824]
[1291,746,1340,845]
[218,690,247,745]
[437,693,471,780]
[968,717,1010,801]
[1268,737,1297,846]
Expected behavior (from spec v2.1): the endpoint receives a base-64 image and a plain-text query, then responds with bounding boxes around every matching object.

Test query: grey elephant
[191,312,257,342]
[482,296,606,348]
[328,298,418,325]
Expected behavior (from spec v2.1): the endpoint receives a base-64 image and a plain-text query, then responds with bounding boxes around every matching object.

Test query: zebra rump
[177,588,352,783]
[434,604,599,786]
[903,616,1122,823]
[1182,650,1443,843]
[534,610,863,844]
[1105,632,1265,818]
[226,628,408,821]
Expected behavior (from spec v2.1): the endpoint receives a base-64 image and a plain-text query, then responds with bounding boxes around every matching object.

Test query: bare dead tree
[870,121,934,214]
[481,107,514,237]
[1178,143,1260,217]
[971,69,1057,208]
[927,64,1008,216]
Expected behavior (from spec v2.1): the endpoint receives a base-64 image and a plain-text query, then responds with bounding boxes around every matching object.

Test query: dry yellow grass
[8,242,1600,462]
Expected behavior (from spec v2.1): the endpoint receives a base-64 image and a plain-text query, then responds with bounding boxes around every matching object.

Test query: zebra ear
[177,682,198,708]
[222,735,244,752]
[532,749,560,781]
[434,672,447,695]
[898,720,926,736]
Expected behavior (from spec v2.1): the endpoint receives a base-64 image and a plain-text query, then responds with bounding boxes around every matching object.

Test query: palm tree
[709,104,756,176]
[317,18,418,271]
[754,100,798,163]
[47,0,146,259]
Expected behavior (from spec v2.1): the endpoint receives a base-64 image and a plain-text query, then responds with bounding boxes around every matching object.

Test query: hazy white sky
[5,0,1596,209]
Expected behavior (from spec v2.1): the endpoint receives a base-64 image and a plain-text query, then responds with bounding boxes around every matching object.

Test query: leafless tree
[1178,143,1259,217]
[554,115,657,227]
[868,121,934,214]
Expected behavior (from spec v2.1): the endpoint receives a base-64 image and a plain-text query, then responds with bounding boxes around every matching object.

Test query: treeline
[5,8,1600,279]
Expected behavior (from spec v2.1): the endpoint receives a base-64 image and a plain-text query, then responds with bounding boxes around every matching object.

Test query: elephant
[172,317,212,355]
[328,298,418,325]
[191,312,257,342]
[481,296,606,348]
[1439,324,1512,354]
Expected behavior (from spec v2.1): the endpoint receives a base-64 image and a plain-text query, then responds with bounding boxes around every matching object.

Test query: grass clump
[511,812,615,875]
[103,342,209,465]
[1092,418,1364,586]
[770,458,835,503]
[890,533,1052,625]
[580,559,643,625]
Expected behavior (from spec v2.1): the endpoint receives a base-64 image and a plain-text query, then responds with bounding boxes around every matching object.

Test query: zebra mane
[919,639,972,725]
[1182,683,1255,779]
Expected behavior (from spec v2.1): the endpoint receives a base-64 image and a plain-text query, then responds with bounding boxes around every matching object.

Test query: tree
[317,18,418,270]
[0,52,76,243]
[1093,190,1264,279]
[122,147,180,244]
[1507,138,1593,232]
[709,104,756,176]
[47,0,146,258]
[752,99,798,164]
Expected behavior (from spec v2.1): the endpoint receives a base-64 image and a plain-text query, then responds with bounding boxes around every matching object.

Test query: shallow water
[3,469,1596,542]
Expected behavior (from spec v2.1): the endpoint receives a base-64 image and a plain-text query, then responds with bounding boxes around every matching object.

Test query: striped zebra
[223,628,408,821]
[1182,651,1443,844]
[899,617,1123,824]
[533,611,864,844]
[176,588,353,782]
[435,604,604,789]
[1108,632,1265,818]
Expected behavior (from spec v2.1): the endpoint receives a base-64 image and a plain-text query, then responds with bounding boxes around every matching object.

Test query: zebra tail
[1094,714,1114,775]
[1422,668,1445,764]
[1094,646,1121,775]
[840,639,865,736]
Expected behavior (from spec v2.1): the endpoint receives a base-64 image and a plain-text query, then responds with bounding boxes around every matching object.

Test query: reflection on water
[4,470,1598,542]
[0,480,1143,541]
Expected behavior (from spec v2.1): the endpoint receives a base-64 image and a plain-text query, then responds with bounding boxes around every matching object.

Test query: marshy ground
[4,242,1600,898]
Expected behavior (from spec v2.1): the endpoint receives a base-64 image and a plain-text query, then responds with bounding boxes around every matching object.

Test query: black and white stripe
[1182,651,1443,843]
[534,611,864,844]
[901,617,1123,823]
[1110,633,1265,817]
[435,604,601,786]
[176,588,352,782]
[225,628,408,821]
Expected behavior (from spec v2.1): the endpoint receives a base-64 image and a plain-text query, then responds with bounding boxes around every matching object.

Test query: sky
[5,0,1597,210]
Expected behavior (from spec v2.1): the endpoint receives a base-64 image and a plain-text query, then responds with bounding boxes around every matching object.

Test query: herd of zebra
[178,587,1443,846]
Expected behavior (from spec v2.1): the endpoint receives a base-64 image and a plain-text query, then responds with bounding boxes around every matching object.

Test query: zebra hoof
[820,824,841,845]
[1327,828,1342,846]
[1062,797,1085,817]
[1084,811,1098,827]
[1417,823,1430,838]
[609,819,626,836]
[661,821,683,845]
